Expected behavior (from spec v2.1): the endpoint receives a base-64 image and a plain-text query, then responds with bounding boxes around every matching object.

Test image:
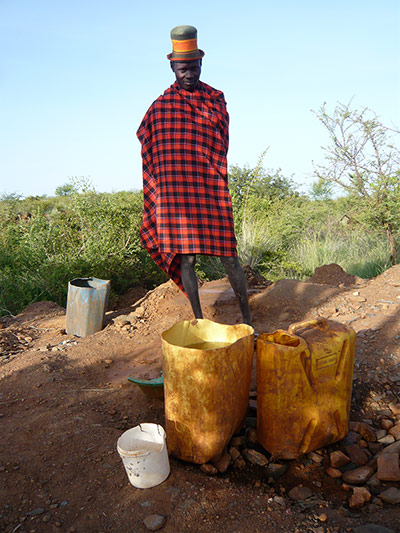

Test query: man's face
[171,60,202,92]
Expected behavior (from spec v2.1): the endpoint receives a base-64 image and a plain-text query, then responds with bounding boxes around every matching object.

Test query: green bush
[0,189,166,315]
[228,163,394,282]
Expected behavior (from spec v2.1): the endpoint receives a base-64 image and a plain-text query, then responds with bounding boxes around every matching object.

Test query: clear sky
[1,0,399,198]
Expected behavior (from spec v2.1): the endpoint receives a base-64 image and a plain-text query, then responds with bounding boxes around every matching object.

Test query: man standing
[137,25,252,326]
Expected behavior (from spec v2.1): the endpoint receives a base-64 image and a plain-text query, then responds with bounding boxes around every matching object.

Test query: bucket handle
[137,423,165,450]
[138,423,164,437]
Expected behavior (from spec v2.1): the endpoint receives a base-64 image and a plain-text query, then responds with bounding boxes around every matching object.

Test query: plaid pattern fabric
[137,80,237,292]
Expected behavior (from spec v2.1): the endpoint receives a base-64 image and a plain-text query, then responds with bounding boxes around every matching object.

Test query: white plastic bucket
[117,423,170,488]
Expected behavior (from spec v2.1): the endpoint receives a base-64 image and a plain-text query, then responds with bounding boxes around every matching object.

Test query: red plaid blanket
[137,81,237,291]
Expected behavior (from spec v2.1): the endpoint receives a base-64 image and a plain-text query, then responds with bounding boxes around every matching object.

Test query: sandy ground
[1,264,400,533]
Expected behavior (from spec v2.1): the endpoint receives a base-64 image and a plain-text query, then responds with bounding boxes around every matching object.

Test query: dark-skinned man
[137,25,252,326]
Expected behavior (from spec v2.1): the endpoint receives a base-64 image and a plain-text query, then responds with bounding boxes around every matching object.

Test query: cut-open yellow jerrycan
[256,318,356,459]
[161,319,254,464]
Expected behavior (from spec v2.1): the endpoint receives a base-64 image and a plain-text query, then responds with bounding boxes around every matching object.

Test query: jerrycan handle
[288,318,328,335]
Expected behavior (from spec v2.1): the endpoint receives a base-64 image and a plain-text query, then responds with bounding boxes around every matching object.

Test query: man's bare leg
[220,256,253,326]
[180,254,203,319]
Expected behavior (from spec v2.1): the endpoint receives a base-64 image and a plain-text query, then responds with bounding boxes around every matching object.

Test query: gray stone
[344,443,369,465]
[379,487,400,504]
[234,457,246,469]
[133,306,145,318]
[381,440,400,454]
[342,465,374,485]
[379,434,395,445]
[378,409,394,417]
[143,514,167,531]
[375,429,387,440]
[381,419,394,431]
[242,448,268,466]
[114,315,131,326]
[212,452,231,473]
[27,508,44,516]
[343,430,361,444]
[330,450,350,468]
[229,435,246,447]
[349,486,371,509]
[288,485,313,500]
[229,447,241,461]
[200,463,218,475]
[350,421,376,442]
[308,451,324,464]
[389,422,400,440]
[389,402,400,415]
[265,463,287,480]
[354,524,396,533]
[366,473,381,490]
[326,467,342,478]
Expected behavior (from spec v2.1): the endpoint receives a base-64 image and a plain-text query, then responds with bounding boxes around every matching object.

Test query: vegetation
[0,185,166,316]
[1,103,398,316]
[312,101,400,263]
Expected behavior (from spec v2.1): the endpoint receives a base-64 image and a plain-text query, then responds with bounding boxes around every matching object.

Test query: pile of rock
[200,427,286,479]
[0,328,33,360]
[306,263,360,287]
[325,412,400,509]
[112,306,146,332]
[198,403,400,511]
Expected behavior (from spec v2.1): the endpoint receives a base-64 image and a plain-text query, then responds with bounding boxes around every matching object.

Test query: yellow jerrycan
[256,318,356,459]
[161,319,254,464]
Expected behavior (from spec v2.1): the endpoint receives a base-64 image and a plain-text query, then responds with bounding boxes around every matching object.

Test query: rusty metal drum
[66,277,110,337]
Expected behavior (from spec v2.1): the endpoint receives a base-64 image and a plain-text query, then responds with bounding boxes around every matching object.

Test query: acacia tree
[313,102,400,264]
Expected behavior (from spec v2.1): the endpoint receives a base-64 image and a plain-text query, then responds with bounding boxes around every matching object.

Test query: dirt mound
[15,300,64,319]
[258,278,342,307]
[243,264,272,289]
[250,279,343,331]
[306,263,361,287]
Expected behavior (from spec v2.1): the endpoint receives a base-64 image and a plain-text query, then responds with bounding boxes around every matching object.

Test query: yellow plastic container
[161,319,254,464]
[256,318,356,459]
